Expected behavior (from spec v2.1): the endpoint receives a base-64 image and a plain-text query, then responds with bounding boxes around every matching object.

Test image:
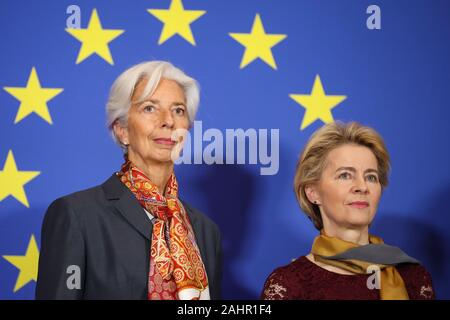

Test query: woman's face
[115,78,190,165]
[307,144,382,230]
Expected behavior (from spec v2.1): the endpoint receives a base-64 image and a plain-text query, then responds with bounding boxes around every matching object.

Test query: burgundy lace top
[261,256,435,300]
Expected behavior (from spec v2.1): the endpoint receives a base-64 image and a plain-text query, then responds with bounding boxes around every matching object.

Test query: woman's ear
[305,184,320,205]
[113,121,129,146]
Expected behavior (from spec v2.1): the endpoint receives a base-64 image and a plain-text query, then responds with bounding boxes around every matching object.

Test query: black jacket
[36,174,222,299]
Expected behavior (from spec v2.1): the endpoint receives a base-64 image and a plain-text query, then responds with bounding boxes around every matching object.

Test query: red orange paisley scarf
[117,159,209,300]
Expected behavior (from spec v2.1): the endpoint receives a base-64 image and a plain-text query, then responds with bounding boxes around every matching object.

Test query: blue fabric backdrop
[1,0,449,299]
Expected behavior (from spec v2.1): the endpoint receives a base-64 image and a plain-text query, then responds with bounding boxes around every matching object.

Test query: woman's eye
[143,105,155,113]
[174,107,185,115]
[366,175,379,182]
[338,172,352,180]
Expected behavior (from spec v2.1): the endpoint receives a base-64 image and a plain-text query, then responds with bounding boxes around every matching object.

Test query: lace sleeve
[410,265,436,300]
[398,263,436,300]
[260,270,289,300]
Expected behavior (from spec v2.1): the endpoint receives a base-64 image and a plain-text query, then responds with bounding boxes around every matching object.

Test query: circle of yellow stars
[1,0,349,293]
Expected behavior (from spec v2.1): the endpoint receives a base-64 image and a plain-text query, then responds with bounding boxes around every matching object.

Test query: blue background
[1,0,449,299]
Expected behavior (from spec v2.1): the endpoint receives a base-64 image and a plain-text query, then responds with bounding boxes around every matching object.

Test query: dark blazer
[36,174,222,300]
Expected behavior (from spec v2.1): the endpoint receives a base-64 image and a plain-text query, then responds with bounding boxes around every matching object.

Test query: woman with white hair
[36,61,222,300]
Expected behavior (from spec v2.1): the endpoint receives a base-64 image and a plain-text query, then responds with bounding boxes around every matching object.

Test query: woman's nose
[160,109,174,128]
[353,176,369,194]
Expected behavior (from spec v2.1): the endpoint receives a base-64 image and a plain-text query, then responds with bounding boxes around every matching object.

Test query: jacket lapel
[102,174,153,241]
[102,174,203,250]
[182,200,200,242]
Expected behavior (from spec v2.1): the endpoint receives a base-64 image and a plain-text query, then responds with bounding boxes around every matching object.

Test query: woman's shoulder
[45,175,118,219]
[49,180,109,209]
[260,256,315,299]
[397,263,435,299]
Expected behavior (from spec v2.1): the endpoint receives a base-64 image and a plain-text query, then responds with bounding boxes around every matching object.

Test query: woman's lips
[348,201,369,209]
[153,138,176,146]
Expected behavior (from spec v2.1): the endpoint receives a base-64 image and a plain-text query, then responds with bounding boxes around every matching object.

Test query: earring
[314,200,318,204]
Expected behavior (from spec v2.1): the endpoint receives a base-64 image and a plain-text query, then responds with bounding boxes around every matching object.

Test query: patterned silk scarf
[311,231,417,300]
[117,159,209,300]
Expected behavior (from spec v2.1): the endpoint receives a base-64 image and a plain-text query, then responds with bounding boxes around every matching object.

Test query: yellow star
[3,68,63,124]
[3,235,40,293]
[290,75,347,130]
[0,150,40,208]
[66,8,124,65]
[147,0,206,45]
[229,14,287,69]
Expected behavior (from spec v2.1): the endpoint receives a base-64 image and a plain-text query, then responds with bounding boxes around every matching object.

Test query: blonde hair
[294,121,390,230]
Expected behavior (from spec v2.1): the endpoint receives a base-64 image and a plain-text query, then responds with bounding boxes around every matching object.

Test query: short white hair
[106,61,200,148]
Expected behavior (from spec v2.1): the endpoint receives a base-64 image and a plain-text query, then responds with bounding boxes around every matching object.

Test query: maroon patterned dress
[261,256,435,300]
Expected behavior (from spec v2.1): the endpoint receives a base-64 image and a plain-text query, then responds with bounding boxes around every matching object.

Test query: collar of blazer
[101,174,200,242]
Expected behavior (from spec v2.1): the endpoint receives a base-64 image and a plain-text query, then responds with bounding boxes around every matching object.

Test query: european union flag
[1,0,449,299]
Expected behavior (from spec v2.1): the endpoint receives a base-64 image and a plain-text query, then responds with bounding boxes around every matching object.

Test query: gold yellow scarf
[311,232,411,300]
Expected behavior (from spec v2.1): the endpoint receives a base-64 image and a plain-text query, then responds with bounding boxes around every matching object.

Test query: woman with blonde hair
[261,121,434,300]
